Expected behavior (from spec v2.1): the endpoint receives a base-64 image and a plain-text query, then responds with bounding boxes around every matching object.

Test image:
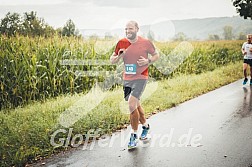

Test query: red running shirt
[114,36,156,80]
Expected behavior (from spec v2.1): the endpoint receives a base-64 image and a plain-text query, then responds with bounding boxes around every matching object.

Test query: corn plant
[0,36,243,110]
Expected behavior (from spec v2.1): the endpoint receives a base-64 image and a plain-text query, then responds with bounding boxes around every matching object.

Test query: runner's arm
[110,49,125,64]
[149,52,160,63]
[242,48,247,55]
[241,43,247,55]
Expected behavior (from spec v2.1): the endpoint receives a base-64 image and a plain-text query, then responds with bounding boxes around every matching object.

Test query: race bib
[125,64,137,74]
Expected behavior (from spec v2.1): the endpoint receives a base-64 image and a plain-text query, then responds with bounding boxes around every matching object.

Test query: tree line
[0,11,80,37]
[208,25,248,41]
[1,0,251,39]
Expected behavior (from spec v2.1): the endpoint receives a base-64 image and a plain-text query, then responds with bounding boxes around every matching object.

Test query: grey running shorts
[123,79,147,101]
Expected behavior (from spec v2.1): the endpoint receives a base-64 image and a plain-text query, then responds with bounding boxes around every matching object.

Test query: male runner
[110,20,159,149]
[242,34,252,85]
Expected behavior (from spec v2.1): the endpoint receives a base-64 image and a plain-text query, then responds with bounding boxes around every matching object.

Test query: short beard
[127,33,137,40]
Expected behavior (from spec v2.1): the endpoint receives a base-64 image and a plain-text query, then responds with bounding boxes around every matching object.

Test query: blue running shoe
[128,133,138,149]
[250,79,252,85]
[140,124,150,140]
[243,78,248,85]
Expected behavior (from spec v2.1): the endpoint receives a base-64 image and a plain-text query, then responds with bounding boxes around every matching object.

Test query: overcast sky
[0,0,238,30]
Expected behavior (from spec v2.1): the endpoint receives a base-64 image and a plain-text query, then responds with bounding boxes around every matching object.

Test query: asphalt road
[33,79,252,167]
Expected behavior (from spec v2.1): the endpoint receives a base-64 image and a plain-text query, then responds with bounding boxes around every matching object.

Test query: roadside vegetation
[0,35,244,166]
[1,7,250,166]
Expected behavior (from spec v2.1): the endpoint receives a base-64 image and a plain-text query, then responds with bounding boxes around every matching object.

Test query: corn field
[150,41,242,79]
[0,35,243,110]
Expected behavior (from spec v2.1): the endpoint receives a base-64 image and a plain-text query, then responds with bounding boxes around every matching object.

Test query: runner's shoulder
[118,38,130,44]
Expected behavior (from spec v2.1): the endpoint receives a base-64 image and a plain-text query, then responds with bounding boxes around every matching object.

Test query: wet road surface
[34,79,252,167]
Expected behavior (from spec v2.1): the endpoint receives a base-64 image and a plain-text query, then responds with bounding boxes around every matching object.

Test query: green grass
[0,61,243,166]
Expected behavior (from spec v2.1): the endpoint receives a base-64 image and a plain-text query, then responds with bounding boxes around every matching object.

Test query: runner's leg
[129,95,139,131]
[137,102,146,125]
[243,63,248,79]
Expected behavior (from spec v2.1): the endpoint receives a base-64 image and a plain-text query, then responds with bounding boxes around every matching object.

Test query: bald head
[125,20,139,41]
[126,20,139,30]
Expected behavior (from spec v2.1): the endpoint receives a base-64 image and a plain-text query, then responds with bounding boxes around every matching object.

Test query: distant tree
[237,32,247,40]
[173,32,187,41]
[232,0,252,19]
[43,24,56,37]
[0,12,22,36]
[22,11,45,36]
[0,11,81,38]
[223,26,233,40]
[208,34,220,40]
[19,11,55,37]
[62,19,79,37]
[56,27,63,36]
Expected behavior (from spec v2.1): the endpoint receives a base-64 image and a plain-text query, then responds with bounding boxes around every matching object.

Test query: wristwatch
[148,58,152,64]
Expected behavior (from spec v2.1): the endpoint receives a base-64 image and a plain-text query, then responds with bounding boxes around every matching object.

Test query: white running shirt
[242,42,252,59]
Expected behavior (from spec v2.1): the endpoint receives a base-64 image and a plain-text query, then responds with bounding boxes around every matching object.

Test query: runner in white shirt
[242,34,252,85]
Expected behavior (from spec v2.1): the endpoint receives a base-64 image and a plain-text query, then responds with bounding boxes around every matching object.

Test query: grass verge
[0,61,243,166]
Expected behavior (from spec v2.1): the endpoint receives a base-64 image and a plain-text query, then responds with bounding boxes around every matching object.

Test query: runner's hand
[137,56,148,66]
[118,48,126,56]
